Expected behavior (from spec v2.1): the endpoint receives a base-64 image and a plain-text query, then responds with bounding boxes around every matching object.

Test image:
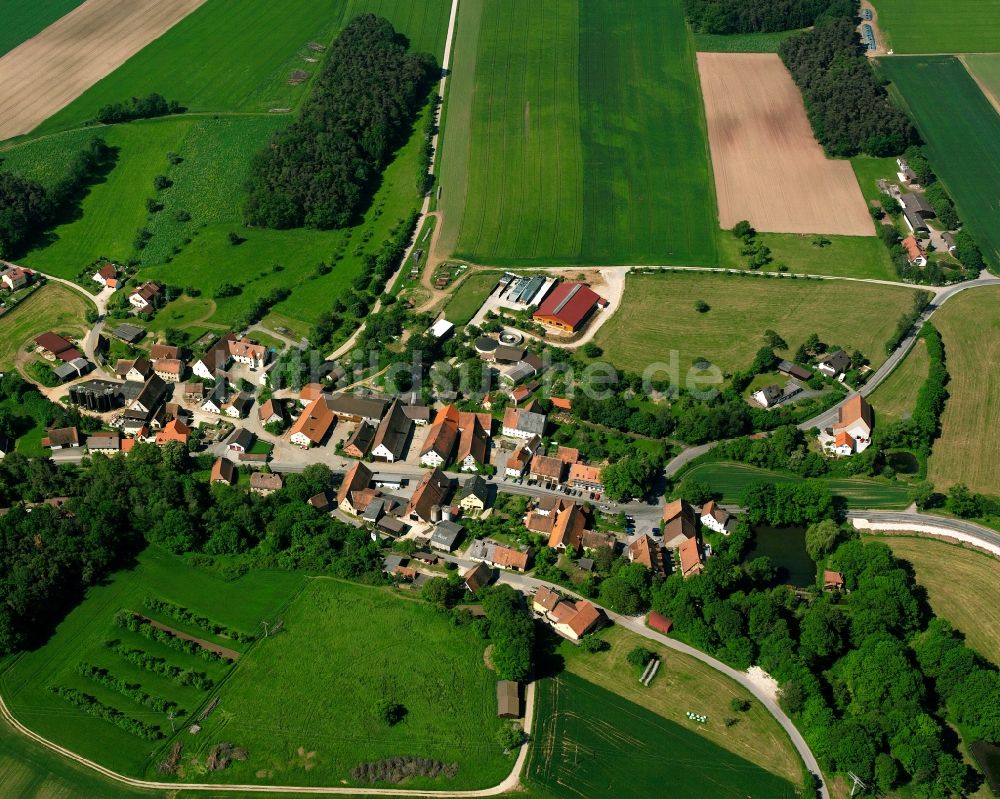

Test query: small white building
[699,500,731,535]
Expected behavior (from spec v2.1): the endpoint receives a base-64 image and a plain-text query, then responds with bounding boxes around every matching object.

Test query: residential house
[777,360,812,381]
[662,499,698,549]
[678,537,704,578]
[568,463,603,493]
[223,392,253,419]
[407,468,452,523]
[546,500,586,551]
[456,475,489,515]
[86,433,120,455]
[149,344,179,361]
[250,472,283,496]
[896,157,919,185]
[343,422,376,458]
[153,358,184,383]
[115,357,152,383]
[456,419,489,471]
[532,281,604,332]
[155,419,190,446]
[942,232,957,253]
[497,680,521,719]
[463,561,493,593]
[201,380,228,414]
[225,427,255,454]
[128,281,162,313]
[822,394,874,456]
[504,435,540,478]
[431,520,465,552]
[92,263,119,289]
[129,374,167,417]
[532,587,603,641]
[700,500,731,535]
[191,333,235,380]
[337,462,374,515]
[824,570,845,591]
[902,235,927,267]
[420,405,460,467]
[627,534,668,577]
[210,457,236,485]
[370,399,412,463]
[486,543,530,572]
[289,396,336,448]
[257,399,285,427]
[753,381,803,409]
[325,393,388,425]
[299,383,325,406]
[402,403,431,426]
[1,266,32,290]
[182,382,205,402]
[308,490,334,513]
[817,350,851,378]
[229,336,267,367]
[502,406,546,439]
[529,454,564,484]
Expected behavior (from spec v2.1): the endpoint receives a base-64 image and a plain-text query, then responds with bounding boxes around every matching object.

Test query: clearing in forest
[697,53,873,236]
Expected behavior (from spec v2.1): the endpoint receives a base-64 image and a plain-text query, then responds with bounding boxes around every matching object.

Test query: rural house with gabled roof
[338,461,374,515]
[661,498,697,549]
[289,396,335,448]
[407,467,453,523]
[370,398,412,463]
[700,500,732,535]
[627,534,668,577]
[820,394,874,456]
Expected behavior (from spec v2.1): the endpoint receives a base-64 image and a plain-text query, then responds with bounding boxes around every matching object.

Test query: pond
[887,450,920,475]
[745,525,816,588]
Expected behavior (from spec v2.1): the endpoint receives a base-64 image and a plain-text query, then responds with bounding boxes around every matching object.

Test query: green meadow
[0,0,84,57]
[871,0,1000,54]
[963,54,1000,102]
[879,56,1000,271]
[440,0,718,266]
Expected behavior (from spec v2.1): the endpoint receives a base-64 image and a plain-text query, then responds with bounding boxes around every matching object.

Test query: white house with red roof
[820,395,874,456]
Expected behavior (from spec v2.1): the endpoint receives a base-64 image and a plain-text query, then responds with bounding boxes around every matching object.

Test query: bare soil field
[697,52,873,236]
[0,0,206,142]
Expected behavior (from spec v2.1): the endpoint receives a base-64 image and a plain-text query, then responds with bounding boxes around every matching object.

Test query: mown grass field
[870,0,1000,54]
[927,286,1000,496]
[198,579,508,788]
[879,56,1000,271]
[851,155,902,205]
[562,625,802,783]
[0,548,305,778]
[442,0,718,266]
[869,337,930,422]
[717,230,896,280]
[682,461,915,509]
[879,535,1000,664]
[526,672,798,799]
[591,272,918,374]
[0,0,84,57]
[963,54,1000,110]
[0,283,91,370]
[693,29,802,53]
[442,271,499,324]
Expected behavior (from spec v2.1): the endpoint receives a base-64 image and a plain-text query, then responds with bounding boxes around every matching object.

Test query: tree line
[96,92,181,125]
[0,137,115,258]
[243,14,437,230]
[684,0,855,35]
[779,17,915,157]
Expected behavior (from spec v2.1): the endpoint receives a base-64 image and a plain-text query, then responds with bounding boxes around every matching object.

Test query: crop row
[50,686,163,740]
[114,610,233,664]
[76,661,185,715]
[143,596,255,643]
[105,642,214,689]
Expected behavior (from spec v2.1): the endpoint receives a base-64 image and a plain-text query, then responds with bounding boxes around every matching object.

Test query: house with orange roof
[337,461,374,515]
[661,498,698,549]
[824,570,845,591]
[487,543,531,572]
[627,534,668,577]
[546,500,586,551]
[902,235,927,267]
[92,263,120,289]
[678,537,704,578]
[568,462,603,492]
[289,396,335,448]
[210,457,236,485]
[155,419,190,446]
[821,394,873,456]
[532,587,603,641]
[299,382,325,406]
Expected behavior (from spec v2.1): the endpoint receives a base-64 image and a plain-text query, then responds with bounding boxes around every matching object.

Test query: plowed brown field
[697,52,873,236]
[0,0,205,142]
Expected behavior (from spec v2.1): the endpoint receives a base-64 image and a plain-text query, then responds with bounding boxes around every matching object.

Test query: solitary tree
[694,299,710,313]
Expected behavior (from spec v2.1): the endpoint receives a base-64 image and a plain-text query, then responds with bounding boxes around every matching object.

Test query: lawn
[440,0,718,266]
[591,272,919,375]
[870,0,1000,54]
[927,286,1000,496]
[194,579,509,788]
[851,155,902,205]
[963,54,1000,110]
[693,29,803,53]
[868,337,930,422]
[0,548,305,779]
[526,671,797,799]
[878,56,1000,271]
[717,230,896,280]
[0,0,84,57]
[561,625,802,783]
[443,271,500,324]
[681,461,915,509]
[878,535,1000,664]
[0,283,92,370]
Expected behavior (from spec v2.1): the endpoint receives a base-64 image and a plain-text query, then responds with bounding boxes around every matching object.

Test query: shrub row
[51,686,163,740]
[908,324,948,457]
[114,610,232,664]
[143,596,255,643]
[884,291,932,354]
[96,92,181,124]
[105,642,213,689]
[350,756,458,784]
[416,96,438,196]
[76,661,183,715]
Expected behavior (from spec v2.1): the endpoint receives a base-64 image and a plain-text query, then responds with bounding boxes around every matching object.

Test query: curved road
[849,510,1000,557]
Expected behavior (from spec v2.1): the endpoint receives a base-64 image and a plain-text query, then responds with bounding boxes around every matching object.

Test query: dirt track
[697,52,874,237]
[0,0,206,142]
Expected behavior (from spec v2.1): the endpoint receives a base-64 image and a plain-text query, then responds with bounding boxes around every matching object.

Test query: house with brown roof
[210,457,236,485]
[532,587,603,641]
[463,561,493,593]
[700,500,731,535]
[250,472,283,496]
[182,382,205,401]
[41,426,80,450]
[337,462,374,515]
[149,343,179,361]
[325,393,389,425]
[628,534,668,577]
[92,263,119,289]
[486,543,531,572]
[258,398,286,427]
[504,435,539,478]
[86,432,120,454]
[824,570,845,591]
[155,419,190,446]
[370,399,412,463]
[343,422,376,458]
[529,454,564,484]
[153,358,184,383]
[128,281,162,313]
[661,499,698,549]
[407,468,452,523]
[299,382,325,406]
[2,266,32,291]
[34,332,77,361]
[191,333,234,380]
[115,357,152,383]
[678,537,704,578]
[289,396,335,448]
[456,419,489,472]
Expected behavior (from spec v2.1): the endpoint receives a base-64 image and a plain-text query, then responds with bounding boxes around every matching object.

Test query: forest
[779,17,915,156]
[683,0,855,34]
[243,14,437,230]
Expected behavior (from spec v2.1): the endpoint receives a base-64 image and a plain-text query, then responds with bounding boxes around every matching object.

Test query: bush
[730,697,751,712]
[627,646,653,669]
[97,93,180,124]
[694,299,710,313]
[581,636,610,653]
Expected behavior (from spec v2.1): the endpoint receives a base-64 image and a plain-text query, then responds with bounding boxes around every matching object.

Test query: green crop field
[878,56,1000,271]
[0,283,92,371]
[693,29,802,53]
[32,0,451,136]
[0,0,84,57]
[681,461,915,509]
[963,54,1000,109]
[526,673,797,799]
[0,548,305,778]
[868,337,930,422]
[717,230,896,280]
[871,1,1000,54]
[591,272,918,375]
[439,0,718,266]
[928,286,1000,496]
[194,579,508,788]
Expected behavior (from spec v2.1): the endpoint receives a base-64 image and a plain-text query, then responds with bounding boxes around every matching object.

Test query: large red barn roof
[534,282,601,329]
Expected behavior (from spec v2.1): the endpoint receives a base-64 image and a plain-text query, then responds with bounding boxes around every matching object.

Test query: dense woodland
[684,0,854,34]
[780,18,915,156]
[244,14,437,230]
[0,136,114,258]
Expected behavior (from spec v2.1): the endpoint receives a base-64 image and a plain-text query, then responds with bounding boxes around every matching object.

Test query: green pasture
[850,155,901,205]
[0,0,84,57]
[591,271,918,375]
[443,271,500,324]
[878,56,1000,271]
[692,29,803,53]
[525,672,798,799]
[196,579,508,788]
[963,54,1000,103]
[870,1,1000,54]
[717,230,895,280]
[868,337,930,422]
[681,461,915,509]
[442,0,718,266]
[0,548,305,778]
